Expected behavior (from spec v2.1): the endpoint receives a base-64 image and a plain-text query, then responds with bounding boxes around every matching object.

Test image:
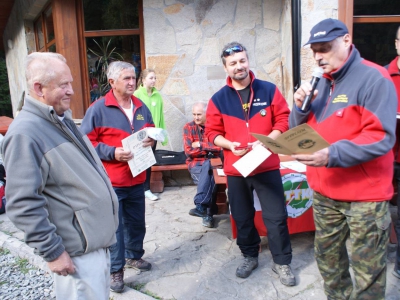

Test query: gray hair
[25,52,67,90]
[192,102,207,113]
[107,61,136,81]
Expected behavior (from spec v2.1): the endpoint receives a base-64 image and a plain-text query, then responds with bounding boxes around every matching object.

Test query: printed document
[252,124,330,155]
[122,128,156,177]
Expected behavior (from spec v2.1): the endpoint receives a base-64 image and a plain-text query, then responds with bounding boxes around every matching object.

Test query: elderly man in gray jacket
[1,52,119,300]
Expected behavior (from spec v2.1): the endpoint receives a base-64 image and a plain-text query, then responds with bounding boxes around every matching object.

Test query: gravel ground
[0,248,54,300]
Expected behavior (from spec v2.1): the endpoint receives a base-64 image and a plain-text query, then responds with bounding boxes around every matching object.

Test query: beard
[232,69,248,81]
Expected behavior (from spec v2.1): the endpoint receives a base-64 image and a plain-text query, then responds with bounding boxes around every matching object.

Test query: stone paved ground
[1,185,399,300]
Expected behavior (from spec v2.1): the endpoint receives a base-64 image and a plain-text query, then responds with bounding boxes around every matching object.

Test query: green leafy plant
[88,38,123,97]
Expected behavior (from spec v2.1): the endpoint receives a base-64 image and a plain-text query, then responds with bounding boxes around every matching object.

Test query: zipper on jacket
[235,87,254,144]
[321,80,334,120]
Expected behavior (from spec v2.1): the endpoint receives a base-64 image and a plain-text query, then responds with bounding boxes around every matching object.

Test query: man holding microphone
[290,18,397,299]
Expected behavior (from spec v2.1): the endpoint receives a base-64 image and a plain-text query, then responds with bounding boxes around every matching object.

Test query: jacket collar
[387,56,400,76]
[104,89,143,109]
[23,94,73,124]
[323,45,361,82]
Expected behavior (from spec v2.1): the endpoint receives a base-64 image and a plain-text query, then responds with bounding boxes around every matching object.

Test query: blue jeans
[110,185,146,273]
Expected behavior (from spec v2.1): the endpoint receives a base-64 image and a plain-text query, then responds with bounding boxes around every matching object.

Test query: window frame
[33,4,56,52]
[338,0,400,35]
[76,0,145,110]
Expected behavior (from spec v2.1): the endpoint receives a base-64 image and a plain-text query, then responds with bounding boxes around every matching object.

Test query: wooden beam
[52,0,85,118]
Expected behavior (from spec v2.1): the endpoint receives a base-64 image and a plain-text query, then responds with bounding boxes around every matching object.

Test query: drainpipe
[291,0,301,92]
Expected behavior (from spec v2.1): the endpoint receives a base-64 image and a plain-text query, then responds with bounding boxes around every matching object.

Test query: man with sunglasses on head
[290,19,397,299]
[205,42,295,286]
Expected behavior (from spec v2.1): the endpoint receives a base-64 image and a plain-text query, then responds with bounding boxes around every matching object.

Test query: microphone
[301,67,323,111]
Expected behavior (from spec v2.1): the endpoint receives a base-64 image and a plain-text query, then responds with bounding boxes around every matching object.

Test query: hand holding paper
[251,124,330,155]
[233,145,272,177]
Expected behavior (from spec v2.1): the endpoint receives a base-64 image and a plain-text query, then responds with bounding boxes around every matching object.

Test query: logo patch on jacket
[252,98,267,107]
[332,94,348,103]
[136,114,144,120]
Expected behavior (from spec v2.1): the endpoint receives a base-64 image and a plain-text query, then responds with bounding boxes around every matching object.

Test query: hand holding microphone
[299,67,323,111]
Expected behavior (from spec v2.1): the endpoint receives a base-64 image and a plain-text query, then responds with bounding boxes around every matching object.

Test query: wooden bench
[150,161,229,215]
[150,164,188,193]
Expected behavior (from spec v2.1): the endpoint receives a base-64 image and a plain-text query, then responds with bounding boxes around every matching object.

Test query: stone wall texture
[143,0,337,151]
[3,0,338,151]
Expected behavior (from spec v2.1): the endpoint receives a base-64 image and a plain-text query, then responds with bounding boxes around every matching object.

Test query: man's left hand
[292,148,329,167]
[142,137,155,147]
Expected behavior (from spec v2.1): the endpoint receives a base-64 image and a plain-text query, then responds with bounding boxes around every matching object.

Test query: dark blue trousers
[227,169,292,265]
[110,184,146,273]
[189,159,215,213]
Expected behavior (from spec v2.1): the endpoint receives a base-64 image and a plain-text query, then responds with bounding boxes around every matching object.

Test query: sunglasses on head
[223,45,244,57]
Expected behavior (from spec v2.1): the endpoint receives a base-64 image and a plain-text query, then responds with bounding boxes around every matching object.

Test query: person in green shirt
[134,69,167,201]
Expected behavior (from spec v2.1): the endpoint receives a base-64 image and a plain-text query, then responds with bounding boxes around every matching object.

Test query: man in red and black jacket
[387,25,400,280]
[81,61,155,293]
[183,102,221,228]
[291,19,397,299]
[205,42,295,286]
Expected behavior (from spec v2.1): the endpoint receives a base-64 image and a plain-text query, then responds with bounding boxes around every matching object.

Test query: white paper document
[280,161,307,172]
[216,169,226,176]
[233,145,272,177]
[146,127,168,142]
[121,128,156,177]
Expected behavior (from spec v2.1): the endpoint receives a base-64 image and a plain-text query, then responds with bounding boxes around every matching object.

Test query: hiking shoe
[110,269,124,293]
[125,258,152,271]
[393,268,400,279]
[189,204,206,217]
[272,263,296,286]
[145,190,158,201]
[202,215,214,228]
[236,256,258,278]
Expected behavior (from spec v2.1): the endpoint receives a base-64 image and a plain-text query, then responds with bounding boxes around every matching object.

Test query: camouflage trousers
[313,192,391,300]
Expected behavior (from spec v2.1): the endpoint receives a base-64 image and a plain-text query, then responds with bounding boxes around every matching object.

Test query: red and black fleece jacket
[80,90,154,187]
[205,71,290,177]
[290,46,397,202]
[386,56,400,163]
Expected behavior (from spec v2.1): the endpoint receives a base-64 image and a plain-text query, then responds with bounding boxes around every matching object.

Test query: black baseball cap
[304,18,349,45]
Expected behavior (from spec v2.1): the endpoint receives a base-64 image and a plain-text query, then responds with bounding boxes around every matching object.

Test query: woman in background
[134,69,167,201]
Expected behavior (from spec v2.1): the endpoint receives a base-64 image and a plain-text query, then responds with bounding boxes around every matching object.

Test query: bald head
[192,102,207,126]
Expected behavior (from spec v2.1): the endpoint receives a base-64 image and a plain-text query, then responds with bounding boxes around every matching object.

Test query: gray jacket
[1,96,119,262]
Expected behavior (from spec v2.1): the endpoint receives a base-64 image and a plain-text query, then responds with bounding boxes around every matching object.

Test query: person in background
[134,69,167,201]
[386,25,400,280]
[81,61,155,293]
[183,102,221,228]
[205,42,295,286]
[290,19,397,299]
[1,52,119,299]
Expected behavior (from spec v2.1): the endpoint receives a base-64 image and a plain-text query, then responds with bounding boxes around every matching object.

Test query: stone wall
[3,0,338,150]
[3,0,48,116]
[143,0,294,151]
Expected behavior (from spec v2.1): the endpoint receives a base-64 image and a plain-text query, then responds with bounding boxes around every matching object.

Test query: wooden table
[0,116,13,135]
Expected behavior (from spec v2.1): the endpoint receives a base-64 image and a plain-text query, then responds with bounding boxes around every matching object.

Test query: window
[79,0,144,104]
[34,5,56,52]
[340,0,400,66]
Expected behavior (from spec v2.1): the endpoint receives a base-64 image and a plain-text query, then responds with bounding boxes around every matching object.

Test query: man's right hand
[115,147,133,162]
[47,251,76,276]
[230,142,249,156]
[293,82,318,109]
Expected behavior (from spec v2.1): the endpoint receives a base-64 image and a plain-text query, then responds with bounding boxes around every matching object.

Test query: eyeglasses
[222,45,244,57]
